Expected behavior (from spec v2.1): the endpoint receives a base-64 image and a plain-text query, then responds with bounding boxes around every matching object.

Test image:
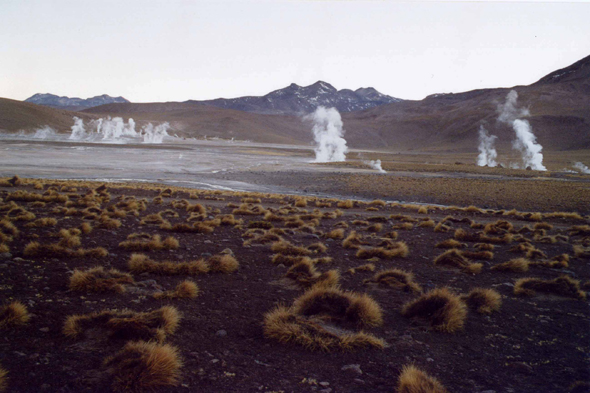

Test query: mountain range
[24,93,129,111]
[4,54,590,152]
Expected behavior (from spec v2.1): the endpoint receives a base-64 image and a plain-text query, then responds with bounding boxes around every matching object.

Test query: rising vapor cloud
[306,106,348,163]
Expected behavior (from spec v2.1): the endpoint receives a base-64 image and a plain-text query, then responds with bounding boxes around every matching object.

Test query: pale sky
[1,0,589,103]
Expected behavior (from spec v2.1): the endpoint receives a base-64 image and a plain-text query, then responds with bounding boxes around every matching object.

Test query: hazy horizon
[1,0,589,103]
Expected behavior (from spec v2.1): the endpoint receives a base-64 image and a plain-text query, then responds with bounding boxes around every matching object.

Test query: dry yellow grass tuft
[356,242,409,260]
[397,364,448,393]
[435,239,466,249]
[401,288,467,333]
[154,280,199,299]
[461,288,502,314]
[128,254,210,276]
[433,250,482,274]
[0,301,30,329]
[0,364,7,392]
[69,267,134,293]
[454,228,481,242]
[63,306,180,341]
[514,276,586,300]
[207,254,239,273]
[104,340,182,392]
[491,258,530,273]
[364,269,422,293]
[271,240,312,256]
[119,234,179,251]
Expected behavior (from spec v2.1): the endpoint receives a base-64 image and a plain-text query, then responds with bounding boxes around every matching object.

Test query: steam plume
[573,162,590,174]
[498,90,546,171]
[477,125,498,167]
[69,117,86,140]
[306,106,348,162]
[363,159,386,173]
[67,117,169,143]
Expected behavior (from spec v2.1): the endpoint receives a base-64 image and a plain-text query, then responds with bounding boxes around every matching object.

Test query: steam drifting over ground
[477,125,498,167]
[363,159,386,173]
[305,106,348,163]
[573,162,590,174]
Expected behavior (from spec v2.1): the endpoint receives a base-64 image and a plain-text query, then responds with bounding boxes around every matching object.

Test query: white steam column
[306,106,348,162]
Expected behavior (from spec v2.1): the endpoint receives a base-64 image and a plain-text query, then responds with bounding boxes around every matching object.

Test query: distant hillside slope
[24,93,129,111]
[0,97,96,132]
[193,81,403,115]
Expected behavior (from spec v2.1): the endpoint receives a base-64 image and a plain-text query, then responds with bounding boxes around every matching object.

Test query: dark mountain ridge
[24,93,129,111]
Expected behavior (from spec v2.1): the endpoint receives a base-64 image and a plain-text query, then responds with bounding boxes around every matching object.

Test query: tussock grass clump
[24,217,57,228]
[0,244,8,253]
[397,364,448,393]
[356,242,409,260]
[154,280,199,299]
[454,228,480,242]
[480,233,514,244]
[271,254,332,266]
[474,243,494,251]
[418,219,435,228]
[364,269,422,293]
[292,287,383,328]
[337,200,354,209]
[0,175,22,187]
[514,276,586,300]
[342,231,367,249]
[346,263,376,275]
[23,241,108,258]
[119,234,179,251]
[534,222,553,231]
[243,231,282,246]
[570,225,590,236]
[491,258,530,273]
[401,288,467,333]
[271,240,312,256]
[483,220,513,235]
[307,242,328,253]
[433,250,482,274]
[325,228,345,239]
[435,239,466,249]
[104,340,182,392]
[369,199,386,207]
[128,254,209,275]
[63,306,180,341]
[285,261,340,289]
[96,216,122,229]
[0,364,6,392]
[392,222,413,230]
[232,203,268,216]
[461,250,494,260]
[573,245,590,259]
[207,254,239,273]
[69,267,134,293]
[367,223,383,232]
[263,307,385,351]
[461,288,502,314]
[166,222,216,234]
[0,301,30,329]
[0,219,19,237]
[79,222,93,234]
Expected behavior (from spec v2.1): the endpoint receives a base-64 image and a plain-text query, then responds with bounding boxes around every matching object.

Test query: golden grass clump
[480,233,514,244]
[0,219,18,237]
[325,228,345,239]
[70,267,134,293]
[307,242,328,253]
[570,225,590,236]
[461,288,502,314]
[79,222,93,234]
[337,200,354,209]
[0,364,6,392]
[483,220,513,235]
[119,234,179,251]
[284,261,340,289]
[0,244,8,254]
[364,269,422,293]
[491,258,530,273]
[23,241,108,258]
[207,254,239,273]
[154,280,199,299]
[63,306,180,341]
[454,228,480,242]
[435,239,466,249]
[460,250,494,260]
[417,219,435,228]
[392,222,413,230]
[104,340,182,392]
[514,276,586,300]
[0,301,30,329]
[573,245,590,259]
[342,231,367,249]
[346,263,376,275]
[397,364,448,393]
[356,242,409,260]
[474,243,494,251]
[263,306,385,352]
[128,254,209,276]
[433,250,482,274]
[401,288,467,333]
[24,217,58,228]
[271,240,312,256]
[292,287,383,328]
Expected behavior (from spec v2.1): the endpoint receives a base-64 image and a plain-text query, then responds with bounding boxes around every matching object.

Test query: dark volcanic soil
[1,180,589,393]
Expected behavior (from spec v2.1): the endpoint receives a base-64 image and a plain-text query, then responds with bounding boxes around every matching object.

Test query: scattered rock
[220,248,234,256]
[0,253,12,260]
[216,330,228,337]
[341,364,363,375]
[39,327,50,333]
[201,252,212,258]
[319,382,330,387]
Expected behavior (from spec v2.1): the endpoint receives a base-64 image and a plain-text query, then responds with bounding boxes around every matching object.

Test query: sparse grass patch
[433,250,482,274]
[104,340,182,392]
[461,288,502,314]
[69,267,134,293]
[128,254,210,276]
[514,276,586,299]
[119,234,179,251]
[401,288,467,333]
[364,269,422,293]
[154,280,199,299]
[356,242,409,260]
[271,240,312,256]
[491,258,530,273]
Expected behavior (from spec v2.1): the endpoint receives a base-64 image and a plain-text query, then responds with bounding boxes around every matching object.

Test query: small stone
[203,240,213,244]
[427,358,434,362]
[353,379,365,384]
[479,390,496,393]
[319,382,330,387]
[211,359,219,364]
[220,248,234,256]
[201,252,212,258]
[13,257,25,262]
[341,364,363,375]
[216,330,228,337]
[39,327,50,333]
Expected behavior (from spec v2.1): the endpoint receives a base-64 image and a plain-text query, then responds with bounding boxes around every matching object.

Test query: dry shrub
[292,287,383,328]
[285,260,339,288]
[483,220,513,235]
[207,254,239,273]
[271,240,312,256]
[369,199,386,207]
[367,223,383,232]
[307,242,328,253]
[80,222,93,234]
[397,364,448,393]
[491,258,530,273]
[435,239,466,249]
[480,233,514,244]
[461,288,502,314]
[243,231,282,246]
[168,222,216,234]
[433,250,482,274]
[573,245,590,259]
[356,243,409,260]
[70,267,134,293]
[464,205,483,214]
[105,340,182,392]
[352,220,369,226]
[514,276,586,300]
[364,269,422,293]
[263,307,385,351]
[119,235,179,251]
[434,222,452,233]
[154,280,199,299]
[347,263,376,275]
[232,203,267,216]
[337,200,354,209]
[418,219,435,228]
[128,254,209,276]
[454,228,480,242]
[461,250,494,260]
[0,301,30,329]
[384,231,398,239]
[342,231,366,249]
[23,241,108,258]
[474,243,494,251]
[24,217,57,228]
[401,288,467,333]
[392,223,413,230]
[63,306,180,341]
[325,228,345,239]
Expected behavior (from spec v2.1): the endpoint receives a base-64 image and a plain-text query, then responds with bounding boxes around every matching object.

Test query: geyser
[364,159,386,173]
[477,125,498,167]
[573,162,590,174]
[68,117,169,143]
[306,106,348,162]
[498,90,546,171]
